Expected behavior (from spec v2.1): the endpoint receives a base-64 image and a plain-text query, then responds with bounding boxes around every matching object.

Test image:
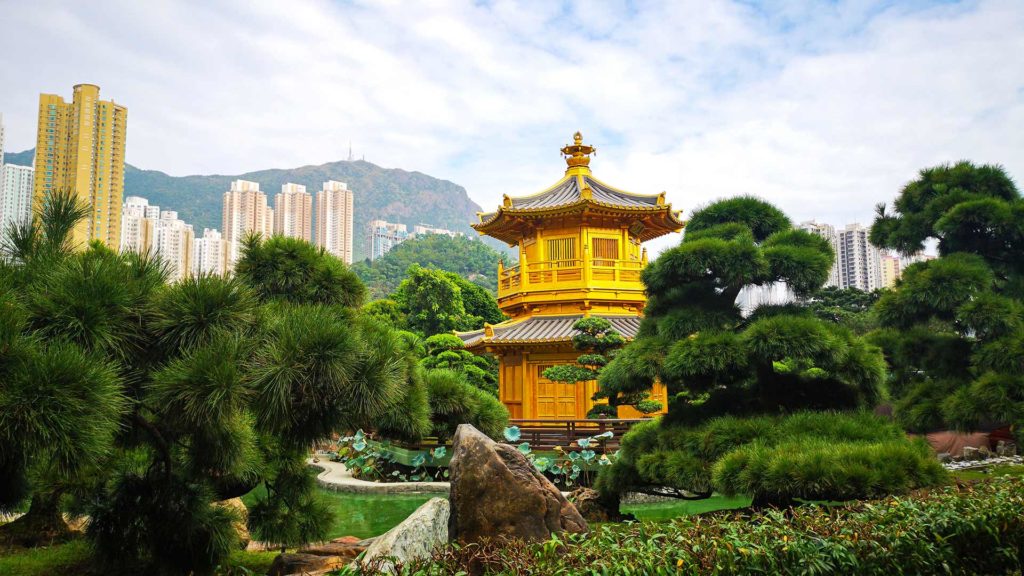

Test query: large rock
[360,497,449,574]
[215,497,251,549]
[448,424,587,544]
[267,553,346,576]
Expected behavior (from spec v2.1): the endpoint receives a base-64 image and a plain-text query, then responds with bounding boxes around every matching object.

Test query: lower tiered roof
[457,314,641,349]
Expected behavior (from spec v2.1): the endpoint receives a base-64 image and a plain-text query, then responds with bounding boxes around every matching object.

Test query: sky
[1,0,1022,254]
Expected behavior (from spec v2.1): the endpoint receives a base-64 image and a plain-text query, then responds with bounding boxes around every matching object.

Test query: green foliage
[597,412,937,505]
[247,453,333,551]
[685,195,792,243]
[88,474,240,575]
[387,477,1024,576]
[235,234,366,308]
[423,369,509,442]
[713,437,944,504]
[803,286,881,334]
[0,342,126,485]
[0,191,434,573]
[871,161,1021,270]
[597,198,894,505]
[362,299,406,328]
[869,161,1024,433]
[420,334,498,396]
[393,265,503,336]
[149,275,260,354]
[352,233,502,298]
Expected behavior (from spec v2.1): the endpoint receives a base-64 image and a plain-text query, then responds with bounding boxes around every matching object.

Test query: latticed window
[592,237,618,266]
[546,237,576,266]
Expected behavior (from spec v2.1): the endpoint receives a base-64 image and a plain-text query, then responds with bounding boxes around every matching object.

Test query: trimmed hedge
[352,477,1024,575]
[597,411,946,505]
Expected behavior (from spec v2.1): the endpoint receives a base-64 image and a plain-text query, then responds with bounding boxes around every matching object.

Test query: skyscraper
[837,223,882,291]
[274,183,312,241]
[0,112,5,167]
[193,228,228,276]
[153,210,194,282]
[315,180,354,264]
[879,253,901,288]
[33,84,127,248]
[368,219,409,260]
[120,195,159,254]
[222,179,273,270]
[798,220,841,287]
[1,164,34,239]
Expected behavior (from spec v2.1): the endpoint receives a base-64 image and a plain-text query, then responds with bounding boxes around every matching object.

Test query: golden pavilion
[458,132,684,420]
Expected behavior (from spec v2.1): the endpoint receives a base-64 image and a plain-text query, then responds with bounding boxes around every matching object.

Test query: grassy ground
[242,484,438,539]
[951,464,1024,482]
[622,494,752,521]
[0,540,278,576]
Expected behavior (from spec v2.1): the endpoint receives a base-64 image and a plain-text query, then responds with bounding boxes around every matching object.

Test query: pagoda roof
[457,314,641,349]
[472,132,684,245]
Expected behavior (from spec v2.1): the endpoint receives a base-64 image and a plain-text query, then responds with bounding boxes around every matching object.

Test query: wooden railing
[396,419,646,453]
[498,258,644,297]
[508,418,646,451]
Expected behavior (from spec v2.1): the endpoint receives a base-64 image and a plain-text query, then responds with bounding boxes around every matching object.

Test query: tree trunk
[0,491,73,547]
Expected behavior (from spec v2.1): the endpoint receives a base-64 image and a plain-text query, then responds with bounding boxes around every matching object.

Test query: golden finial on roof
[561,131,596,172]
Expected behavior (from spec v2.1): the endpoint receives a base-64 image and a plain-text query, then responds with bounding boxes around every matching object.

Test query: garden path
[309,459,450,495]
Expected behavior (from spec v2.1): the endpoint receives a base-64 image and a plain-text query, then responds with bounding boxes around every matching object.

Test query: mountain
[5,148,488,261]
[3,149,34,166]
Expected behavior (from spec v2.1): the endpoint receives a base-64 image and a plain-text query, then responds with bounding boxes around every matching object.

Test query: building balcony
[498,257,644,300]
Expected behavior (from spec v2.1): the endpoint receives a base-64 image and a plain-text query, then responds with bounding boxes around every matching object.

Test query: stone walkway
[309,459,450,495]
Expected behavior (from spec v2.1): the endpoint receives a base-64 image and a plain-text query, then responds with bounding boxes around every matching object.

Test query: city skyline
[1,1,1022,257]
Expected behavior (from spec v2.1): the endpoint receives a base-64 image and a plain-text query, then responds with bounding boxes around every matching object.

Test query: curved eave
[473,201,684,245]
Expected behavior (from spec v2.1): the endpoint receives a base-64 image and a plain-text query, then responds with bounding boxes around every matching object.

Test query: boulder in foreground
[360,497,449,573]
[447,423,587,544]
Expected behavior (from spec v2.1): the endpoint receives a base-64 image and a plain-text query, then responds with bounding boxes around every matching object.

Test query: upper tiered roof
[472,132,684,245]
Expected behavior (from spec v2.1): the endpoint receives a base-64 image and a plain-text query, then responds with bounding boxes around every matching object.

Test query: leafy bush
[597,412,945,505]
[424,369,508,441]
[364,477,1024,575]
[235,234,366,307]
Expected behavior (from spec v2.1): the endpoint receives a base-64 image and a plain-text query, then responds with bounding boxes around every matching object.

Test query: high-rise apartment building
[879,254,901,288]
[222,179,273,270]
[798,221,841,288]
[274,183,312,241]
[193,228,228,276]
[120,195,159,254]
[368,219,409,260]
[33,84,127,248]
[411,224,460,238]
[836,223,882,291]
[315,180,354,264]
[1,164,35,239]
[1,112,5,166]
[153,210,194,282]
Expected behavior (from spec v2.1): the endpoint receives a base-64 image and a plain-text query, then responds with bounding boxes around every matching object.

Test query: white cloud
[0,0,1021,253]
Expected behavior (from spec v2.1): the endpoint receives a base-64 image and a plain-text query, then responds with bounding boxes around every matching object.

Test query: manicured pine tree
[869,161,1024,438]
[595,197,943,507]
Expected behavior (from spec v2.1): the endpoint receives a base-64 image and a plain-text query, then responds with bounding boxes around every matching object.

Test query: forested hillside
[4,149,488,261]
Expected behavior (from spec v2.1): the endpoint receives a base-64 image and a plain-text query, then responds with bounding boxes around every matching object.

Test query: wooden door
[535,364,579,419]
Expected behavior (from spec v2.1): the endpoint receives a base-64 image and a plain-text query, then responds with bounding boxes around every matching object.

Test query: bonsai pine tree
[869,161,1024,438]
[595,197,943,507]
[421,333,499,396]
[541,317,661,418]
